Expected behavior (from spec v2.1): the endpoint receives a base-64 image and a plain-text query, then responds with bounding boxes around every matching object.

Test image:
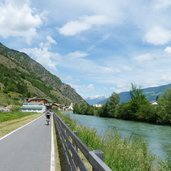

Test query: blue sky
[1,0,171,98]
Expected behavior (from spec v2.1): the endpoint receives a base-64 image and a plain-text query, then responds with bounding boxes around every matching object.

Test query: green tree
[156,89,171,124]
[128,84,151,120]
[86,105,95,115]
[115,103,131,119]
[106,92,120,117]
[99,93,120,117]
[138,103,156,122]
[73,103,88,115]
[73,103,80,114]
[79,103,88,114]
[98,104,108,117]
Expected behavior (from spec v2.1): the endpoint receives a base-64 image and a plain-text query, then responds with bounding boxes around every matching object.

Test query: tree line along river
[64,112,171,160]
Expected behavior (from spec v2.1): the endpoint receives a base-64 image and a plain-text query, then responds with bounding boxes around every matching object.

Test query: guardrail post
[73,131,78,152]
[92,150,104,171]
[73,131,79,168]
[73,131,78,136]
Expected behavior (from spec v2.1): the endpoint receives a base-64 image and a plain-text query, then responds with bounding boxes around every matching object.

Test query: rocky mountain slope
[0,43,85,106]
[85,96,107,105]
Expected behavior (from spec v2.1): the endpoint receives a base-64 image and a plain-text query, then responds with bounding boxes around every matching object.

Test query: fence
[53,113,112,171]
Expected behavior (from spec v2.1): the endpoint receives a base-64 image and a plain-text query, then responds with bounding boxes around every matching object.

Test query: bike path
[0,115,51,171]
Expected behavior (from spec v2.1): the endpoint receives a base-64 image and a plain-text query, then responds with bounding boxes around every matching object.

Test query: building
[93,104,102,108]
[21,97,48,113]
[26,97,48,104]
[150,101,158,105]
[52,103,63,111]
[21,104,46,113]
[67,103,74,111]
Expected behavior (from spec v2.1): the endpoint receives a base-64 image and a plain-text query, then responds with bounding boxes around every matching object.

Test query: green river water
[64,112,171,159]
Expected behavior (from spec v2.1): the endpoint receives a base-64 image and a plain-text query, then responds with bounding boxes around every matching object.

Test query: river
[64,112,171,159]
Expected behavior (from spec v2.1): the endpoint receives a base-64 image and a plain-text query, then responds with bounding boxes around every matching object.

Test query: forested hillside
[0,43,85,106]
[99,84,171,104]
[74,84,171,125]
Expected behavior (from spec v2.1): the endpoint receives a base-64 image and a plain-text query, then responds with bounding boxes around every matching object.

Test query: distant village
[21,97,74,113]
[0,96,73,113]
[0,96,158,113]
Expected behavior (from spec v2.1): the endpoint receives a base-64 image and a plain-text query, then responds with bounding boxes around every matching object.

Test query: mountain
[100,84,171,104]
[0,43,86,106]
[85,96,107,105]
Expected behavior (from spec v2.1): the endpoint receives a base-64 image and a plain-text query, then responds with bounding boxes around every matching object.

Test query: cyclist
[45,109,51,125]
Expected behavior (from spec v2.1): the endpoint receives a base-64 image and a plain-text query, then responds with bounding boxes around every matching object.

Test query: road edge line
[0,114,43,141]
[51,114,55,171]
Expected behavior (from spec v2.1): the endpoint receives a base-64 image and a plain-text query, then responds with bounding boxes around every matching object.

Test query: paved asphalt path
[0,115,51,171]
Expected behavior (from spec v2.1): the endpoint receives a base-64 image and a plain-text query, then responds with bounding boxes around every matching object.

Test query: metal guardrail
[53,114,112,171]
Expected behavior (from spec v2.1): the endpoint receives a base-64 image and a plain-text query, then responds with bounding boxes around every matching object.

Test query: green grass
[0,111,36,122]
[0,112,41,137]
[56,112,171,171]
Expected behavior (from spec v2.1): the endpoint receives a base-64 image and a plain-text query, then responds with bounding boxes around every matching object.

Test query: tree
[86,106,95,115]
[130,84,147,106]
[73,103,88,115]
[98,104,108,117]
[79,103,88,114]
[115,103,132,119]
[156,89,171,124]
[128,84,150,120]
[99,92,120,117]
[73,103,80,114]
[106,92,120,117]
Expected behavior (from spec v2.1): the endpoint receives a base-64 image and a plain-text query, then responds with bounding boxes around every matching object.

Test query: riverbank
[57,112,171,171]
[65,111,171,160]
[73,104,171,126]
[74,86,171,126]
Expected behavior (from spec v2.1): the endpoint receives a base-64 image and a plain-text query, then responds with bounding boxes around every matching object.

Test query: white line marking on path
[51,114,55,171]
[0,115,43,141]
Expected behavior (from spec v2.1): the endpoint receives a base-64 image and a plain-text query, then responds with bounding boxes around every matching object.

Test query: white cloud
[39,35,57,50]
[164,46,171,54]
[0,0,43,43]
[154,0,171,9]
[122,66,132,71]
[160,75,171,82]
[35,0,125,28]
[87,33,111,52]
[68,83,96,98]
[3,0,171,97]
[144,26,171,45]
[113,84,132,93]
[133,53,157,63]
[21,36,60,73]
[58,15,112,36]
[67,51,88,58]
[87,84,95,91]
[59,56,121,76]
[22,47,59,72]
[46,35,57,45]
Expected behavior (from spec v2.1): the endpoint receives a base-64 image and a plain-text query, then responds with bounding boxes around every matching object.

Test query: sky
[1,0,171,99]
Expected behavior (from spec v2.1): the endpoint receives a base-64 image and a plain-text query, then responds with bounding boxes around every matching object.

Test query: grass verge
[0,111,38,122]
[0,112,41,138]
[56,112,171,171]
